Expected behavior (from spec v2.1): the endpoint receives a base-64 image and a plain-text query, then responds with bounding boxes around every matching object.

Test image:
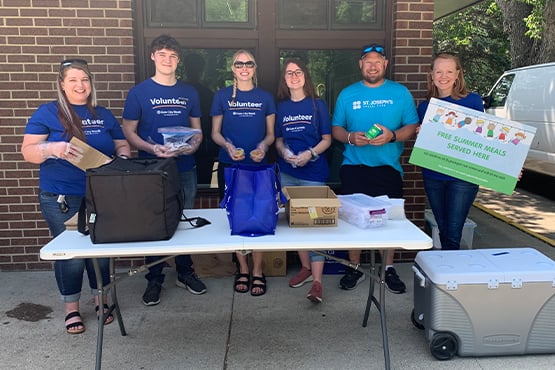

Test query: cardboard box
[424,209,477,249]
[262,251,287,276]
[283,186,341,227]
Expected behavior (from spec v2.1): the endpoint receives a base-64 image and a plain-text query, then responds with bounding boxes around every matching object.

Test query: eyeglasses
[60,59,88,67]
[361,44,385,57]
[285,70,304,78]
[233,60,256,69]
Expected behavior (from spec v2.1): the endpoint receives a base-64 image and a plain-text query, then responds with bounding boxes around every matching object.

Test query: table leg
[311,250,391,370]
[92,257,129,370]
[109,258,127,336]
[377,250,390,370]
[92,258,106,370]
[362,251,376,326]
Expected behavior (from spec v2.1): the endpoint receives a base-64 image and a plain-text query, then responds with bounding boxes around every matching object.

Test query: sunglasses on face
[361,45,385,57]
[60,59,88,67]
[285,70,304,78]
[233,60,256,69]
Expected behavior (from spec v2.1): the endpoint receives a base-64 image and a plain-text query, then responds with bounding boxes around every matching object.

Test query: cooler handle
[412,265,426,287]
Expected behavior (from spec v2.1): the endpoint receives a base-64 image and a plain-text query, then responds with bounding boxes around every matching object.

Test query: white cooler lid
[415,248,555,285]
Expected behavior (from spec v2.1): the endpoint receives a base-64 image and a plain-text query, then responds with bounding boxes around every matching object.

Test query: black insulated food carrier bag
[80,157,183,244]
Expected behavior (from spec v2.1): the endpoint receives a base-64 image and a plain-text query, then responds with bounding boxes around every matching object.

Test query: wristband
[389,131,397,143]
[347,132,354,146]
[308,147,319,161]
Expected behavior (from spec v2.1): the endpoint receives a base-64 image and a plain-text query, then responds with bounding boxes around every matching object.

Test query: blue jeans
[180,169,197,209]
[146,169,197,284]
[39,191,110,302]
[423,177,479,250]
[280,173,325,262]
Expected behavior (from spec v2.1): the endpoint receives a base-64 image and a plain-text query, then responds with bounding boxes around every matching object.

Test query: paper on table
[67,137,111,171]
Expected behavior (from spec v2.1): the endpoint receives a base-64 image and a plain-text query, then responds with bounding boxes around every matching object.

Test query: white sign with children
[409,98,536,195]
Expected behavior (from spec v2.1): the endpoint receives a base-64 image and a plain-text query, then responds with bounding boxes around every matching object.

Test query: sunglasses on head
[361,45,385,57]
[60,59,88,67]
[233,60,256,69]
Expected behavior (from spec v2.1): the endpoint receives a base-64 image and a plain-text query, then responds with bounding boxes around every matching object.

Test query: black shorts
[339,165,403,198]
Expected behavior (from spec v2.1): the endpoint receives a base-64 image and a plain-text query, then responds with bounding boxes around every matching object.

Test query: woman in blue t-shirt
[275,59,331,303]
[21,59,130,334]
[210,50,276,297]
[417,53,483,250]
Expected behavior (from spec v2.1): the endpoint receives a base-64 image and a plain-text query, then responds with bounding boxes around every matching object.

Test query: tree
[496,0,555,67]
[434,0,511,95]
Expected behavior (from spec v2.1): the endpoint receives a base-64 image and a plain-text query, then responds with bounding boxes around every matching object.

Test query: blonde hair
[426,53,469,100]
[230,49,258,104]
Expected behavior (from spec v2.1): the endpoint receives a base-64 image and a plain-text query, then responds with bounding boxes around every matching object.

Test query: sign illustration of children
[511,131,526,145]
[457,116,472,128]
[486,122,496,138]
[474,119,484,134]
[432,107,445,122]
[445,111,457,126]
[498,126,510,142]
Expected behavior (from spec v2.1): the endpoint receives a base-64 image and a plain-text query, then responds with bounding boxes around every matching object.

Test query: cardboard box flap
[283,186,341,207]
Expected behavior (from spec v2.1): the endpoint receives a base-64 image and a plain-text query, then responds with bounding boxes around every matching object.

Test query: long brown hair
[426,53,470,100]
[276,58,318,101]
[56,60,97,141]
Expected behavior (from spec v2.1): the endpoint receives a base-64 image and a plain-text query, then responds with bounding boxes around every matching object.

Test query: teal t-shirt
[331,80,418,175]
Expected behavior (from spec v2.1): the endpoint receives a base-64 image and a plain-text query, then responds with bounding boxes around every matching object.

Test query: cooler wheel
[430,332,458,360]
[410,308,424,330]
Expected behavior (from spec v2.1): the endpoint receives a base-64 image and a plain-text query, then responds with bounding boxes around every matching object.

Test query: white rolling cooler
[411,248,555,360]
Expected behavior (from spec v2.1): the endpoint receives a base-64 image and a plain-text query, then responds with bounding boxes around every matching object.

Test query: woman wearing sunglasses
[21,59,131,334]
[274,58,332,303]
[210,50,276,296]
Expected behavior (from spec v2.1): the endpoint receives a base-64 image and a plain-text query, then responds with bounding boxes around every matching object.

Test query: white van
[483,62,555,177]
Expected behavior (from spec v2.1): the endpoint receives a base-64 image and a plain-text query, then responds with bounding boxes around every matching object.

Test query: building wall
[0,0,434,271]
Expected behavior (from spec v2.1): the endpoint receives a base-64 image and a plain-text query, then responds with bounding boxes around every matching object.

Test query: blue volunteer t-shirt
[275,97,331,182]
[122,78,201,172]
[210,86,276,165]
[332,80,419,175]
[25,102,126,195]
[417,93,484,181]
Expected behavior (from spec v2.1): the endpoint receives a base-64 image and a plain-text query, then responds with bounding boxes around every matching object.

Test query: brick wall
[0,0,434,271]
[0,0,136,271]
[393,0,434,261]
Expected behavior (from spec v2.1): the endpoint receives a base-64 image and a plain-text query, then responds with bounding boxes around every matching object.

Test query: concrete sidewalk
[1,205,555,370]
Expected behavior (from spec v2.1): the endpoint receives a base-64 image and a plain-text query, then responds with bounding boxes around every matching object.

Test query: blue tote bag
[220,163,285,237]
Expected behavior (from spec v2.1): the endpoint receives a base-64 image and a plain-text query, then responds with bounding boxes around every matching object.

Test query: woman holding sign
[417,53,483,250]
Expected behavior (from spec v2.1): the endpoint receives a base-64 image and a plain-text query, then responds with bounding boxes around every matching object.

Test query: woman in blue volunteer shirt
[211,49,276,297]
[275,59,331,303]
[21,59,131,334]
[417,53,483,250]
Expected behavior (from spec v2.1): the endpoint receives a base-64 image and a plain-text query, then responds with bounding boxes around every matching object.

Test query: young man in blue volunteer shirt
[122,34,207,305]
[331,44,419,293]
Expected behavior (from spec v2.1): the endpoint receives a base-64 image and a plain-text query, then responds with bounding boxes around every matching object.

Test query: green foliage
[522,0,546,39]
[433,0,511,95]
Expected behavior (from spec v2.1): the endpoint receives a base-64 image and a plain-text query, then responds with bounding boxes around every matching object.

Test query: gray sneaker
[142,281,162,306]
[176,272,207,295]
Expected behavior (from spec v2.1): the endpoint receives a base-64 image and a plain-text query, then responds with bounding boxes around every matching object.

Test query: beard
[362,71,385,85]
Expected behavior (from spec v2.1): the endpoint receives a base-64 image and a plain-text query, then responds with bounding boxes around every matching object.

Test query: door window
[488,74,515,108]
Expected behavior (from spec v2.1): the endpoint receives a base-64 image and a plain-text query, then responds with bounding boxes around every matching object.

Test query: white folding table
[40,208,432,370]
